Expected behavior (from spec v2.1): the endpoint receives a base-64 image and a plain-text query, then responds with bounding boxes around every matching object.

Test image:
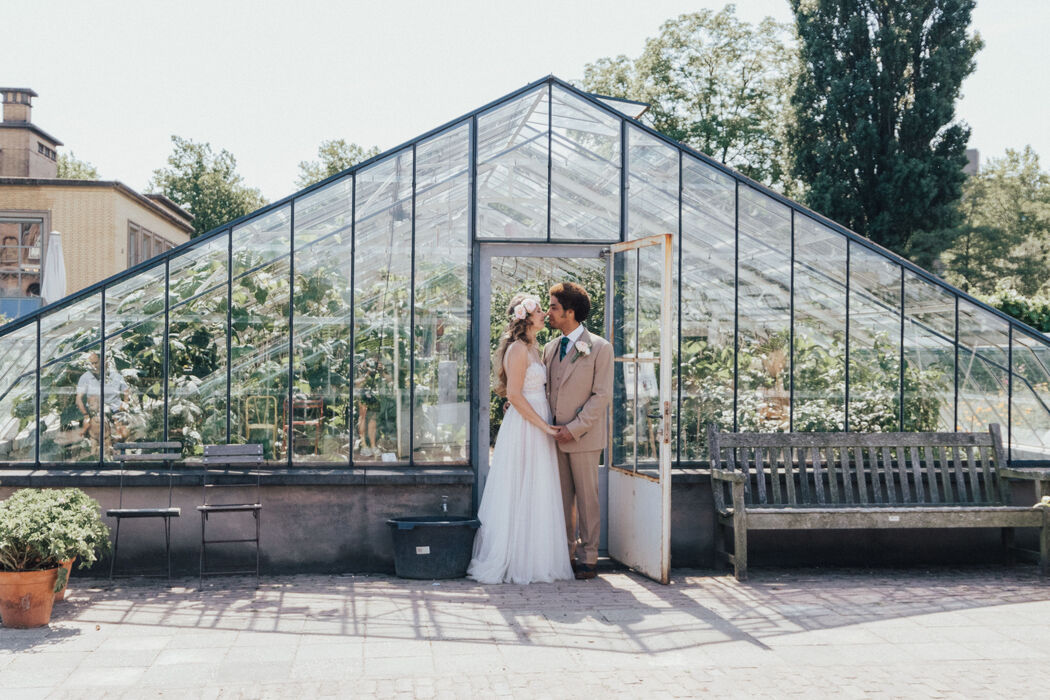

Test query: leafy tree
[148,136,267,238]
[296,139,380,189]
[939,147,1050,295]
[788,0,982,256]
[56,151,100,180]
[581,5,793,188]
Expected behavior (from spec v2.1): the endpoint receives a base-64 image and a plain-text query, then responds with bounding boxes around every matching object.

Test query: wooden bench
[707,423,1049,581]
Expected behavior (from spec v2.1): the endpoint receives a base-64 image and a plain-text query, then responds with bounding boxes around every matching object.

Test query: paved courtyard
[2,565,1048,698]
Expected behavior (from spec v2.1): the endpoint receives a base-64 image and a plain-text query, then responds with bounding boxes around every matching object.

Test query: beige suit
[543,328,613,566]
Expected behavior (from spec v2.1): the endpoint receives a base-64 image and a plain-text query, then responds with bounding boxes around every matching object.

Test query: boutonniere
[571,340,591,363]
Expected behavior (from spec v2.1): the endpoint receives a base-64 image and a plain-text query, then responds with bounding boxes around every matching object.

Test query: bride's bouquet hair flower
[513,297,539,320]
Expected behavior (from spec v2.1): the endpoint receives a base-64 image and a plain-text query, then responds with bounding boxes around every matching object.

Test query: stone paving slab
[1,566,1048,698]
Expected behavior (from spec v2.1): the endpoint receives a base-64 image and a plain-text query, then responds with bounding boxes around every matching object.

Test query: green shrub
[0,488,111,572]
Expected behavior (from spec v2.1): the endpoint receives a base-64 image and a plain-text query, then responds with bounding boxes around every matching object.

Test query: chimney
[1,87,37,123]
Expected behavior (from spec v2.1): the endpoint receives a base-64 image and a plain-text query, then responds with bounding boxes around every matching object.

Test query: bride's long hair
[493,293,540,398]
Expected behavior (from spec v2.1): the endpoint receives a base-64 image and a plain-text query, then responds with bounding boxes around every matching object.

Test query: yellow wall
[0,182,192,296]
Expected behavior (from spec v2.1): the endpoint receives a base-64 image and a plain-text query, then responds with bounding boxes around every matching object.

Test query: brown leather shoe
[574,563,597,580]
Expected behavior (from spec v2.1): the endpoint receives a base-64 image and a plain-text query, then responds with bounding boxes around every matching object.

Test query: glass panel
[168,286,228,456]
[550,86,620,241]
[957,299,1010,433]
[291,177,353,464]
[105,262,166,337]
[232,205,292,279]
[40,293,102,366]
[679,157,735,458]
[737,187,790,432]
[169,231,229,306]
[903,273,955,431]
[637,244,663,467]
[627,126,677,240]
[413,124,470,464]
[354,151,413,463]
[102,315,166,460]
[848,244,901,431]
[612,249,638,471]
[1011,328,1050,460]
[0,322,38,463]
[294,176,353,247]
[476,87,549,239]
[230,257,290,462]
[792,217,847,431]
[39,342,101,463]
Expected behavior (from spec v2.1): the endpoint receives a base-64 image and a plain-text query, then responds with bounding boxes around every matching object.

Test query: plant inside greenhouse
[1,76,1048,471]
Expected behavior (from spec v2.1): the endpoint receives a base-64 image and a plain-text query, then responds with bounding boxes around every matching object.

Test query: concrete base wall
[1,473,1038,577]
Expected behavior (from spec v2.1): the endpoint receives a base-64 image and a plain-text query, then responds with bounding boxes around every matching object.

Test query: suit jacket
[543,327,613,454]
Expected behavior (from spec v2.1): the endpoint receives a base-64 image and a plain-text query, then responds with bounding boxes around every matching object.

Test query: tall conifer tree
[788,0,982,255]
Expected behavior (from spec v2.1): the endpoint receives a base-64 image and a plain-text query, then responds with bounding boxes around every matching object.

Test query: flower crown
[512,297,539,320]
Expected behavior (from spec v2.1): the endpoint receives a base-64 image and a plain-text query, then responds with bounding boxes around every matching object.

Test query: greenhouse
[2,74,1050,476]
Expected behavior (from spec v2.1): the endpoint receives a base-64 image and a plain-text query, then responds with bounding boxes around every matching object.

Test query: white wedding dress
[468,362,574,584]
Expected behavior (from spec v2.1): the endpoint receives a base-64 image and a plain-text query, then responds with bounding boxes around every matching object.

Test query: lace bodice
[522,362,547,394]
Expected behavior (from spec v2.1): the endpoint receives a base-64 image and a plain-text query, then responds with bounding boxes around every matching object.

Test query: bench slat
[951,445,967,503]
[909,446,924,502]
[769,445,783,505]
[782,446,797,506]
[880,446,896,504]
[964,445,981,503]
[810,446,826,505]
[793,446,808,505]
[980,444,998,503]
[717,431,994,448]
[937,446,952,503]
[754,446,768,505]
[825,446,840,504]
[116,453,181,463]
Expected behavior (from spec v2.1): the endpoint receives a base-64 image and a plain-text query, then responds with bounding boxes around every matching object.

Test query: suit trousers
[557,448,601,566]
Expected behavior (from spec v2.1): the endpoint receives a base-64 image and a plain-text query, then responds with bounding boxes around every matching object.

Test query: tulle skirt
[467,391,573,584]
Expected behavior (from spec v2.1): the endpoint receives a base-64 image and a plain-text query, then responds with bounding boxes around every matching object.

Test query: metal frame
[4,74,1050,472]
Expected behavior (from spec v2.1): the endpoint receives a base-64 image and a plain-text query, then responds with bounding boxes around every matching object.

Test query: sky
[3,0,1047,203]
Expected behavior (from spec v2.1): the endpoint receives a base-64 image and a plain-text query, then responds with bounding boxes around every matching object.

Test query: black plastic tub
[386,516,481,579]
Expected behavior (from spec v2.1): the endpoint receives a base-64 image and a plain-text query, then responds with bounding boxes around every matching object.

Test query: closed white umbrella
[40,230,66,305]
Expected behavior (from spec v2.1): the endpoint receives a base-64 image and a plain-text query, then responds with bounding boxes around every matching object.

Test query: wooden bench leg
[733,513,748,582]
[1002,527,1016,565]
[1041,512,1049,577]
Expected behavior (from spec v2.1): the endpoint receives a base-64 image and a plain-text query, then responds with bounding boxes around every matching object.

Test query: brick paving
[2,566,1048,698]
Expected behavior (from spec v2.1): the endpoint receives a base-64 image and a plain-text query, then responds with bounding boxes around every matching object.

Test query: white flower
[513,297,539,320]
[570,341,592,363]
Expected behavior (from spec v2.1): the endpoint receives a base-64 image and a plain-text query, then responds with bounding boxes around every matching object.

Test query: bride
[467,293,574,584]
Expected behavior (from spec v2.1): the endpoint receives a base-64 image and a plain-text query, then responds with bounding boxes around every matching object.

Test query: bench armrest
[1000,467,1050,500]
[711,467,745,485]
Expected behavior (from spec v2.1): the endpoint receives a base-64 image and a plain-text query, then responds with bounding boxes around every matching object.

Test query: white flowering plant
[0,488,111,576]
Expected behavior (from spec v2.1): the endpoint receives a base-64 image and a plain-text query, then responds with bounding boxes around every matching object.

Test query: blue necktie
[559,336,571,360]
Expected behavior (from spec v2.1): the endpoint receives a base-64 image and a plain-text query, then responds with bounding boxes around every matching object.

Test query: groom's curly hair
[549,282,590,323]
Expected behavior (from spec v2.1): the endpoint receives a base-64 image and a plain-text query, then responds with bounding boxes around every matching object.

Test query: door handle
[662,400,671,445]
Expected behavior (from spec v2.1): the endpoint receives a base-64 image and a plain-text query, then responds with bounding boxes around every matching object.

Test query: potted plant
[0,488,111,627]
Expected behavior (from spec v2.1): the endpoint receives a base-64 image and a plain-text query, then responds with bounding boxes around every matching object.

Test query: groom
[544,282,613,580]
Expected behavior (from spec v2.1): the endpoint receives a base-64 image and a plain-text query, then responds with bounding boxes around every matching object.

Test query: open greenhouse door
[606,234,673,584]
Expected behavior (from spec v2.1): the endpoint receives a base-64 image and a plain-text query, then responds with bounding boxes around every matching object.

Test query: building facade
[0,87,192,319]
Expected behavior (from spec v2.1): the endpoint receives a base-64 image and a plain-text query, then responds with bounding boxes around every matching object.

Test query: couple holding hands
[468,282,613,584]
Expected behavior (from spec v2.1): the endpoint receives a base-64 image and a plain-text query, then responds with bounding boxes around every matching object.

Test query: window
[0,217,43,318]
[0,218,42,297]
[37,143,56,161]
[127,222,172,266]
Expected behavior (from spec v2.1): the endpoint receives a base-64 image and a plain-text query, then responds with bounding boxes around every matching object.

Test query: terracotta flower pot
[0,568,60,628]
[54,558,75,601]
